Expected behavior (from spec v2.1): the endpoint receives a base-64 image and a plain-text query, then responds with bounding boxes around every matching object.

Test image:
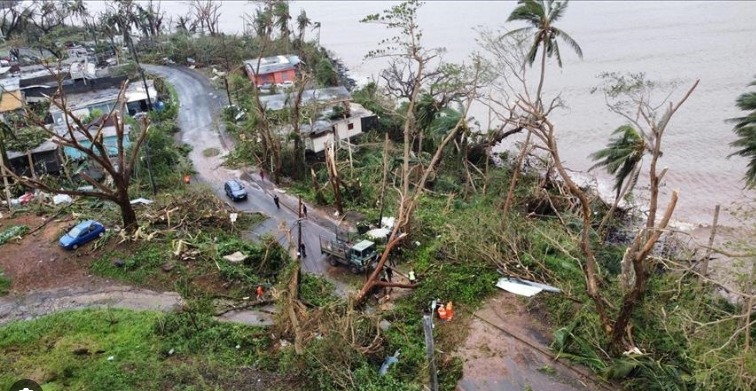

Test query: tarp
[495,277,561,297]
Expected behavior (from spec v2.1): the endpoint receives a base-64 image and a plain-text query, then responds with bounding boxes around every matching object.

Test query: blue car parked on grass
[59,220,106,250]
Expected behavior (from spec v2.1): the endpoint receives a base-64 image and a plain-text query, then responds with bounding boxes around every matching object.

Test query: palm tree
[729,77,756,188]
[505,0,582,101]
[296,9,310,42]
[272,1,291,41]
[502,0,582,215]
[253,7,273,39]
[589,124,647,200]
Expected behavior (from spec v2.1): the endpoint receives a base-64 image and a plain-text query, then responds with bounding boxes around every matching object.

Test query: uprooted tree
[5,78,149,232]
[353,0,484,304]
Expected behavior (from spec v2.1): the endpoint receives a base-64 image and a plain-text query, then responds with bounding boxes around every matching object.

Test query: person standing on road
[302,203,308,218]
[260,169,265,181]
[409,269,417,284]
[273,194,280,209]
[299,243,307,258]
[386,266,394,282]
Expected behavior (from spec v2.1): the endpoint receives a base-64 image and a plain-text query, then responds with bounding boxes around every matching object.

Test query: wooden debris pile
[140,189,236,233]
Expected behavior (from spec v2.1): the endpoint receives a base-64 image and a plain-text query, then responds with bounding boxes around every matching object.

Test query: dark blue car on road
[59,220,106,250]
[224,180,248,201]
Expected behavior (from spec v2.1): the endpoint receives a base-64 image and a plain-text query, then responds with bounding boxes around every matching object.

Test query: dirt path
[0,281,182,325]
[456,292,613,391]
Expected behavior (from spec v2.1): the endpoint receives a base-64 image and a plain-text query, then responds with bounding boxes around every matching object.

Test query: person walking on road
[273,194,280,209]
[301,204,308,218]
[386,266,394,282]
[409,269,417,284]
[260,169,265,181]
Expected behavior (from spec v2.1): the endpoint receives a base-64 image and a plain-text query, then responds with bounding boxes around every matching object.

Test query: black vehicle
[224,180,248,201]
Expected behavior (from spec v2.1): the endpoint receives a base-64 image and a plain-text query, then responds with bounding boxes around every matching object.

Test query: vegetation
[1,1,753,390]
[729,77,756,188]
[0,266,10,296]
[0,309,281,390]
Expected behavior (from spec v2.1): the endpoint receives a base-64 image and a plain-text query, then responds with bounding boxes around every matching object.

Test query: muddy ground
[456,292,613,391]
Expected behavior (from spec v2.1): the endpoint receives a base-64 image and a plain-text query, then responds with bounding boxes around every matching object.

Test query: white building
[261,86,378,154]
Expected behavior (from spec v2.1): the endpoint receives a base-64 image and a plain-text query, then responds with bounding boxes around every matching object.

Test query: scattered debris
[113,259,125,268]
[381,217,395,230]
[130,198,154,205]
[0,225,29,246]
[18,192,34,204]
[161,262,175,272]
[223,251,248,264]
[379,319,392,331]
[379,349,401,375]
[366,227,390,240]
[53,194,73,205]
[622,347,644,356]
[107,356,115,361]
[495,277,561,297]
[168,348,175,355]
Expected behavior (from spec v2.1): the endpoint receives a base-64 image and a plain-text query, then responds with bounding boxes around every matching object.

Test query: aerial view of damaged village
[0,1,754,390]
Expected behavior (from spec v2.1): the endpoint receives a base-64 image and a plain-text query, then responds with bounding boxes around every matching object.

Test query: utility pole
[220,33,233,105]
[422,314,439,391]
[297,196,304,297]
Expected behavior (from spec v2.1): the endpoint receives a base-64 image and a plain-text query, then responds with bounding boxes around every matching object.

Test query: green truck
[319,235,379,274]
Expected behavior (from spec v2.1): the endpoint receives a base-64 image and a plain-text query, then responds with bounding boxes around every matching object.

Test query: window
[347,123,354,130]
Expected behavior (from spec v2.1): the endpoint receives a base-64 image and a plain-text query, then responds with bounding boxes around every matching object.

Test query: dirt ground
[456,291,613,391]
[0,214,103,293]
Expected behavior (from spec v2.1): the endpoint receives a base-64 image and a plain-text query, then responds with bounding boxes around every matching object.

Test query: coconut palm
[272,1,291,41]
[728,77,756,188]
[589,124,648,200]
[253,7,273,39]
[505,0,582,99]
[296,9,310,42]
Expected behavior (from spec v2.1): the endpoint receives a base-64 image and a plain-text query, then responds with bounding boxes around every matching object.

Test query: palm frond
[728,78,756,188]
[548,0,568,22]
[589,125,646,197]
[552,27,583,59]
[523,33,540,66]
[507,0,545,25]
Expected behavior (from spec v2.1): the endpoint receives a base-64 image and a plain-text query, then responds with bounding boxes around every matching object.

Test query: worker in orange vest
[437,303,448,321]
[256,285,264,302]
[445,301,454,321]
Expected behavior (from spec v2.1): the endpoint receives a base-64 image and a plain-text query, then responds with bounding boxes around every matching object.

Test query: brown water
[92,1,756,227]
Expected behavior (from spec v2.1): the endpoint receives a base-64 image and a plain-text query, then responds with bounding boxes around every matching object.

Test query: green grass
[0,309,276,390]
[0,266,10,296]
[91,241,178,287]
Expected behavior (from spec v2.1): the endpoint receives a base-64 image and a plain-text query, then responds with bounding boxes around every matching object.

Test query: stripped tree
[6,78,148,232]
[354,0,484,304]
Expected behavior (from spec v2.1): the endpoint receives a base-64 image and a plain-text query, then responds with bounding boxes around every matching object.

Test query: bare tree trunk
[325,143,344,215]
[502,130,531,216]
[611,191,678,350]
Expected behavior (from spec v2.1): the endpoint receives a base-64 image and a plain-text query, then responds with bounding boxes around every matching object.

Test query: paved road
[142,65,345,284]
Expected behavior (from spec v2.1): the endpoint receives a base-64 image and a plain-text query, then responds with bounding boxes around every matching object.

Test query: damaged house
[259,86,378,154]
